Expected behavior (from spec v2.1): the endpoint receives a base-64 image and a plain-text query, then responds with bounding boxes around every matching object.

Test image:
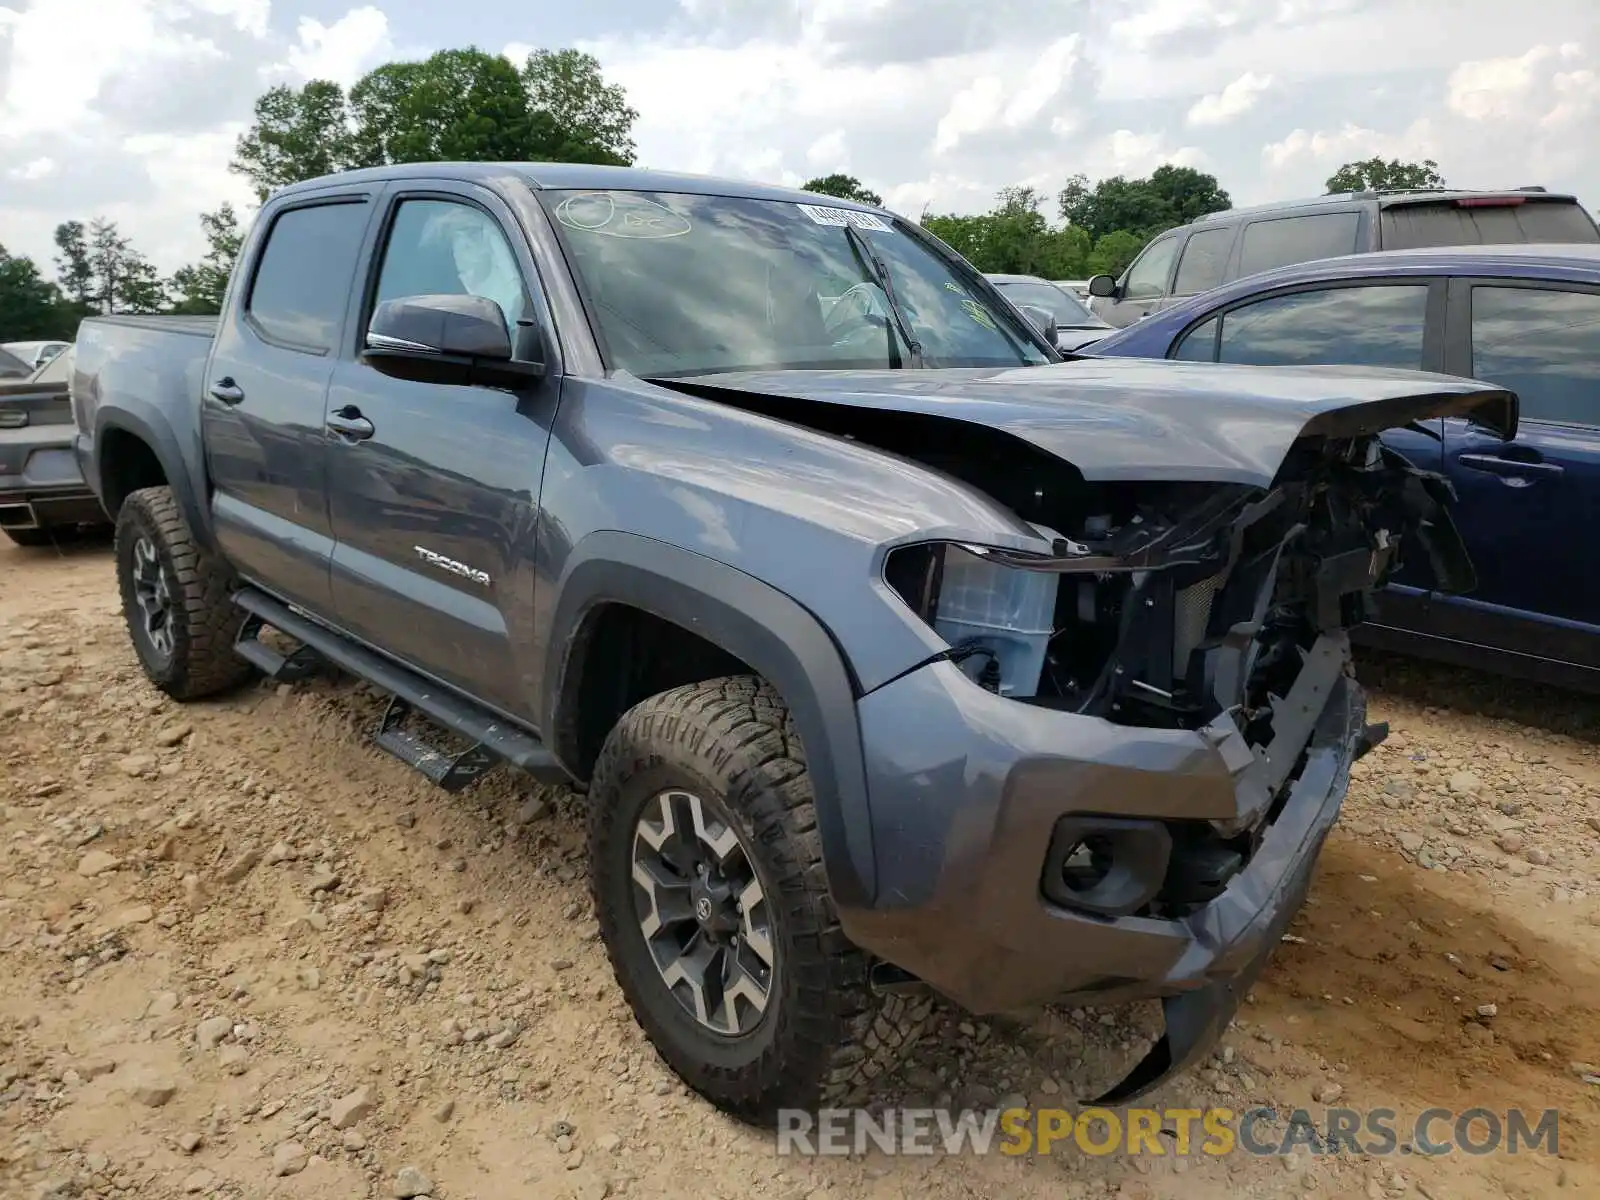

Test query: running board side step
[232,588,565,792]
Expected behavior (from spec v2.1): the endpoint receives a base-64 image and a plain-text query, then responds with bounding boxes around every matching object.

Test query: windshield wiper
[841,222,924,369]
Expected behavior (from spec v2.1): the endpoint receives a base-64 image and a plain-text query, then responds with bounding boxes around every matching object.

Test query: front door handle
[1458,453,1563,484]
[326,406,375,441]
[210,378,244,405]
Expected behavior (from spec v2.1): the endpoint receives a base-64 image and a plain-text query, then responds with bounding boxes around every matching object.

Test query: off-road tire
[588,675,934,1126]
[114,485,252,700]
[4,527,54,547]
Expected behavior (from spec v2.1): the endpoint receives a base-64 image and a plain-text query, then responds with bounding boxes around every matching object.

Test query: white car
[3,340,71,371]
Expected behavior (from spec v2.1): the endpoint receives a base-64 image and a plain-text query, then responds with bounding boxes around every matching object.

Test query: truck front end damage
[842,424,1482,1105]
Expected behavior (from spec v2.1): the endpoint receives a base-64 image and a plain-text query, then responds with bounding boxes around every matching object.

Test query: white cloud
[4,0,1600,286]
[1187,71,1272,125]
[8,157,57,182]
[934,77,1005,154]
[0,1,394,274]
[806,130,848,169]
[282,6,393,88]
[1260,120,1437,171]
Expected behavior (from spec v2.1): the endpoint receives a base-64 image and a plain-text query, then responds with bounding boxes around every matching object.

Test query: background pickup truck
[70,161,1516,1125]
[1,344,107,546]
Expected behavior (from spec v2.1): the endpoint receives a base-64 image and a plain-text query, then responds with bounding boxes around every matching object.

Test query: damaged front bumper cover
[844,630,1381,1108]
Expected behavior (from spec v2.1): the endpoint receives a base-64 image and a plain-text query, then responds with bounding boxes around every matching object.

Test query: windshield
[994,279,1098,326]
[0,347,30,377]
[537,189,1054,375]
[28,345,72,384]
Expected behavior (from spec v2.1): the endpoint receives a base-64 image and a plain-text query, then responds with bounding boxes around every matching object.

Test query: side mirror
[363,294,543,386]
[1018,304,1059,345]
[1087,274,1118,299]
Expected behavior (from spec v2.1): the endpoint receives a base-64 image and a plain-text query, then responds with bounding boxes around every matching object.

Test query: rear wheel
[588,675,933,1125]
[114,486,252,700]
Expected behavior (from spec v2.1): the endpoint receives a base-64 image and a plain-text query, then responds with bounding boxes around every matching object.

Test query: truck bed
[72,314,220,533]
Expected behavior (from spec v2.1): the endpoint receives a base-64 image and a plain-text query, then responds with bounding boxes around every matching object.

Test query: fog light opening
[1059,835,1114,892]
[1040,816,1172,918]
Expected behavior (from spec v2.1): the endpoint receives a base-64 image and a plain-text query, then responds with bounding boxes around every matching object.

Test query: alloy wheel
[630,788,775,1037]
[130,536,175,660]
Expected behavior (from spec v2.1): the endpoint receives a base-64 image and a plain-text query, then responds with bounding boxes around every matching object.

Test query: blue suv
[1089,243,1600,693]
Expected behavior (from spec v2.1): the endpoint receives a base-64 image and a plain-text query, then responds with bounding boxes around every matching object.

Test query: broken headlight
[885,540,1060,697]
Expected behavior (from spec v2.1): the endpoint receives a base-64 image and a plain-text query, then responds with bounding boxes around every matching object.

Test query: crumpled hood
[670,359,1517,488]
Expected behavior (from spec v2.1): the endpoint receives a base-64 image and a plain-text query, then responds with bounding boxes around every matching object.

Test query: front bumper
[0,427,103,530]
[844,631,1368,1103]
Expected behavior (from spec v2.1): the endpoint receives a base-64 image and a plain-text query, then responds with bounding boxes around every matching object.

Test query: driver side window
[373,199,530,335]
[1122,235,1179,301]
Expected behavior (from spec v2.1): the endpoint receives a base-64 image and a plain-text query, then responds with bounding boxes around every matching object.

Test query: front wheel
[588,676,932,1125]
[114,486,252,700]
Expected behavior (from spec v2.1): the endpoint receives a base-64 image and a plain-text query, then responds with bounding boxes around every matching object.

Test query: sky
[2,0,1599,276]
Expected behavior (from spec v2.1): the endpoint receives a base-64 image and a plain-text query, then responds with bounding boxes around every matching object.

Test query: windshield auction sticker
[797,203,892,231]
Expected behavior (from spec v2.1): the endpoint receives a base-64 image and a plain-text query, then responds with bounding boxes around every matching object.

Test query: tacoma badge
[414,546,490,586]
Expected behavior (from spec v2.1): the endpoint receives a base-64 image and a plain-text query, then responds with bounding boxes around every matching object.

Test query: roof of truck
[273,161,887,212]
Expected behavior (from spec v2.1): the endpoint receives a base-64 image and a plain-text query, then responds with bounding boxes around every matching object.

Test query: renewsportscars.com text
[776,1106,1561,1158]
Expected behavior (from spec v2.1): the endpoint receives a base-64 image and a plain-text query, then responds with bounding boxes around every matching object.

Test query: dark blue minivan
[1088,244,1600,692]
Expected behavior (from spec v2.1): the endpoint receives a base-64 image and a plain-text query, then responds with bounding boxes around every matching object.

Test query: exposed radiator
[1173,575,1222,674]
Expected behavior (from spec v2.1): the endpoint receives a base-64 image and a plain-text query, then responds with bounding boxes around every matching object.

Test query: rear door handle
[210,378,244,405]
[326,406,375,441]
[1458,453,1563,482]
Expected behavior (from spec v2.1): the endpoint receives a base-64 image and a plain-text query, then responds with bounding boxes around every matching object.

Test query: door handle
[210,378,244,405]
[1458,453,1563,483]
[326,406,375,441]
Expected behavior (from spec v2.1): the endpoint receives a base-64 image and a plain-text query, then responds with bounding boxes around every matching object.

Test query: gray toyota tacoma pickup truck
[70,161,1515,1124]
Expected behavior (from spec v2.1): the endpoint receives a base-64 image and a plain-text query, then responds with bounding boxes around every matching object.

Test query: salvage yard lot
[2,536,1598,1200]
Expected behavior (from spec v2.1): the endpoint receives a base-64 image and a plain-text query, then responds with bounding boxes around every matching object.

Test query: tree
[1086,230,1146,277]
[802,174,883,206]
[0,245,76,340]
[519,48,638,165]
[1147,165,1231,226]
[1058,167,1230,241]
[55,219,166,314]
[350,48,536,167]
[170,204,245,315]
[1326,157,1445,193]
[231,80,355,201]
[53,221,95,308]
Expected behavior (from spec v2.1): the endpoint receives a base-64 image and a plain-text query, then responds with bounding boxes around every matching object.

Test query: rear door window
[247,201,370,352]
[1470,285,1600,424]
[1122,234,1180,300]
[1171,227,1233,296]
[1383,200,1600,249]
[1237,213,1360,276]
[1209,283,1429,367]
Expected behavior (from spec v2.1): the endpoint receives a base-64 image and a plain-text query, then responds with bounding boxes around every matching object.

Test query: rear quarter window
[246,201,370,352]
[1238,212,1360,276]
[1172,227,1234,296]
[1381,200,1600,249]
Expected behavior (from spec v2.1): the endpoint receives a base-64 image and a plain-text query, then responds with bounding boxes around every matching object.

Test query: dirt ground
[2,534,1598,1200]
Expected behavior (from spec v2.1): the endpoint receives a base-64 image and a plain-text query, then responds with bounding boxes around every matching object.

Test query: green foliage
[86,219,165,313]
[52,221,95,308]
[519,48,639,165]
[231,81,355,202]
[0,244,79,340]
[229,44,641,201]
[350,48,537,167]
[1326,157,1445,193]
[1086,230,1146,277]
[170,204,245,315]
[921,187,1096,279]
[802,174,883,206]
[1059,166,1231,241]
